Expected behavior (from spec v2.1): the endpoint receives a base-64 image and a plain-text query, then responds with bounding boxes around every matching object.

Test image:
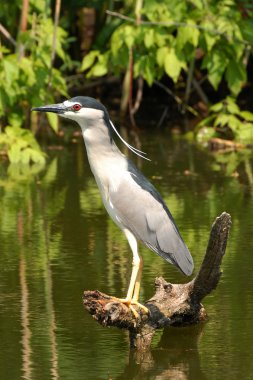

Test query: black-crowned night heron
[32,96,194,317]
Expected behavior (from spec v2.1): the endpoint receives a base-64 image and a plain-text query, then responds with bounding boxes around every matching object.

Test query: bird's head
[32,96,149,160]
[32,96,108,126]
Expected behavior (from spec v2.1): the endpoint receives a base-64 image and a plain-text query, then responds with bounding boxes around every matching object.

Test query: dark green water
[1,130,253,380]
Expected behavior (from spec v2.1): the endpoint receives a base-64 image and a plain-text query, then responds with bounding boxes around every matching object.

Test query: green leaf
[177,22,200,49]
[240,111,253,122]
[8,112,24,128]
[210,102,223,113]
[89,61,108,77]
[86,53,108,77]
[81,51,100,71]
[144,29,155,48]
[240,19,253,44]
[197,114,216,128]
[123,25,135,49]
[47,112,58,132]
[8,143,21,164]
[204,31,217,52]
[202,49,228,90]
[111,29,124,56]
[19,57,36,86]
[134,55,155,86]
[156,47,169,67]
[239,123,253,142]
[226,115,241,132]
[3,57,18,85]
[214,114,230,128]
[30,149,46,165]
[225,60,246,96]
[225,97,240,115]
[164,48,185,82]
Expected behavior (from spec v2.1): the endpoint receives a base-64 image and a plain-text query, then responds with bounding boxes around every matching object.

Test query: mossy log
[83,212,231,351]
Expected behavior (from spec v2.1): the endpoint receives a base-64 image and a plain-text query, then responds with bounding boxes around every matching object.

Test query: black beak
[32,103,66,114]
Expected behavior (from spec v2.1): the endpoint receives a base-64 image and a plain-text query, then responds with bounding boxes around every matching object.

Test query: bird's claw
[114,297,149,318]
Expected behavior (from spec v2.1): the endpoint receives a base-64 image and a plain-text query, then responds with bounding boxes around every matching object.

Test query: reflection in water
[18,208,33,380]
[20,251,32,380]
[46,263,59,380]
[1,134,253,380]
[39,186,59,380]
[117,326,207,380]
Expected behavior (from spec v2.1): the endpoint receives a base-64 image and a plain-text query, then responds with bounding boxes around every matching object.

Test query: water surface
[0,130,253,379]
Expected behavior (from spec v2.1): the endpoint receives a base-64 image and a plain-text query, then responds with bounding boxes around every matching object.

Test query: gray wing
[109,161,194,276]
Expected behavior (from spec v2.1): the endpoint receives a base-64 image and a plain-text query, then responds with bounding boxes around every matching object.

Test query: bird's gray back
[108,159,194,276]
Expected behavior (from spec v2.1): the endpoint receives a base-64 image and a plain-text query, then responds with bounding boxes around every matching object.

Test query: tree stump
[83,212,231,351]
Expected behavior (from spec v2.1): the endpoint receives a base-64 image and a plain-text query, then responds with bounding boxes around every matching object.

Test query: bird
[32,96,194,317]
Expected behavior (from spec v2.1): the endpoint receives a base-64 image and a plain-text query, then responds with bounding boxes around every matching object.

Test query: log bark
[83,212,231,351]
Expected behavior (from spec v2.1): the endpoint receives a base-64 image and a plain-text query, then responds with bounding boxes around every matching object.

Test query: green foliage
[0,5,72,165]
[81,0,252,98]
[196,97,253,143]
[0,126,46,165]
[0,16,69,126]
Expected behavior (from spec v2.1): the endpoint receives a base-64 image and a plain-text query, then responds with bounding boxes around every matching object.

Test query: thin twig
[16,0,30,59]
[192,78,209,105]
[156,106,169,128]
[154,80,198,116]
[128,47,136,127]
[131,76,144,115]
[128,0,143,125]
[47,0,61,92]
[0,23,17,47]
[184,57,195,110]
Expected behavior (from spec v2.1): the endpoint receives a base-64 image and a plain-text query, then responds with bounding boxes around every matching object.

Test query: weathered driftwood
[83,212,231,351]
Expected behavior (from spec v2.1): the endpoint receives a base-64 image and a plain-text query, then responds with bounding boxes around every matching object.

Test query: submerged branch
[83,212,231,351]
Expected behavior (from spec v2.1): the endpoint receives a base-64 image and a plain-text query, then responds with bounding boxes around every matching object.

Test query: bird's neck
[78,118,127,200]
[79,118,125,176]
[79,118,118,155]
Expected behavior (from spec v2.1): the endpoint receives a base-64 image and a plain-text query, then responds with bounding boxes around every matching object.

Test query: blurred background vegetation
[0,0,253,165]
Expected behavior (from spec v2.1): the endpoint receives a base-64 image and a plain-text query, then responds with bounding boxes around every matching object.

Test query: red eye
[72,104,81,111]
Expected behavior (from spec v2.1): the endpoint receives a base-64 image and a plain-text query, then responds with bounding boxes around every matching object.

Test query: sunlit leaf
[239,123,253,142]
[156,46,169,67]
[240,111,253,122]
[210,102,223,113]
[226,97,240,115]
[47,112,58,133]
[177,22,200,49]
[81,51,100,72]
[144,29,155,48]
[164,48,185,82]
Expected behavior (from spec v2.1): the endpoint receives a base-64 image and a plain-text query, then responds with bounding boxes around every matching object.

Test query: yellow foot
[131,300,149,315]
[114,297,149,318]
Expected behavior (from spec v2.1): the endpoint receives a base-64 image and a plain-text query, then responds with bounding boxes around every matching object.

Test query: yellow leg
[116,230,149,317]
[132,256,143,302]
[131,256,149,314]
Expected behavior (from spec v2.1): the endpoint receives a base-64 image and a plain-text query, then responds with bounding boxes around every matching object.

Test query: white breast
[85,143,128,228]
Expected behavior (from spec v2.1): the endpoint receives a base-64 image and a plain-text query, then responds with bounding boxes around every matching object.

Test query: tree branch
[83,212,231,351]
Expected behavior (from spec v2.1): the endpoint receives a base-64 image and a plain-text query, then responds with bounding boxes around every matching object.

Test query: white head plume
[109,120,150,161]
